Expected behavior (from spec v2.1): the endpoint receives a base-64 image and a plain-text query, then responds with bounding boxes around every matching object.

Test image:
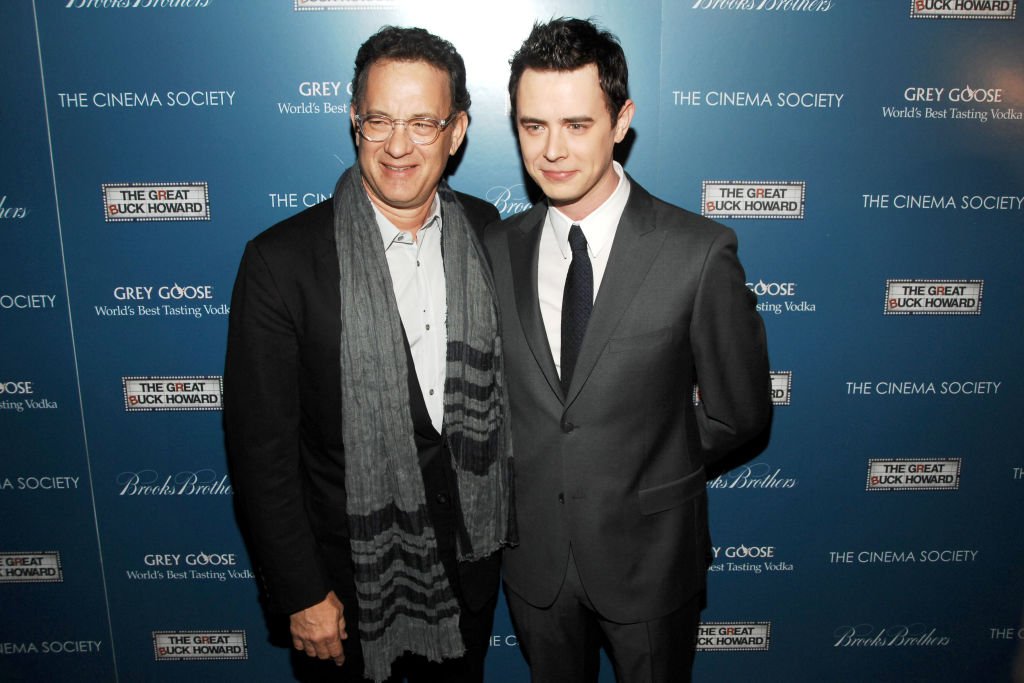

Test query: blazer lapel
[508,204,563,398]
[565,180,666,403]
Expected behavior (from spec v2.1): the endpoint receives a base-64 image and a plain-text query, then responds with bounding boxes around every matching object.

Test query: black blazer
[484,178,771,623]
[224,191,499,615]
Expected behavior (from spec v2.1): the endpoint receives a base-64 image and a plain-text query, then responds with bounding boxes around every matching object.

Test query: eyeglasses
[354,113,457,145]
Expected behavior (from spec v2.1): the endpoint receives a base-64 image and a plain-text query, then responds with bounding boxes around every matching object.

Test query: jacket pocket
[638,467,706,515]
[607,325,676,354]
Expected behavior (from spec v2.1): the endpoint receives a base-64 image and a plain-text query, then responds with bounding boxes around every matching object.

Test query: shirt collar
[374,193,442,251]
[547,161,630,259]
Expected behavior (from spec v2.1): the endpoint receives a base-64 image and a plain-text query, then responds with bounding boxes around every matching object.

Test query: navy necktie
[560,224,592,392]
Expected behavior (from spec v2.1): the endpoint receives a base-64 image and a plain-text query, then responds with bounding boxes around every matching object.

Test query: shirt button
[428,389,435,396]
[425,324,430,330]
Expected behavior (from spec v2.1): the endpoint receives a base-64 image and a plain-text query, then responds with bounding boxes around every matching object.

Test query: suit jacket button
[435,493,450,506]
[561,421,574,433]
[557,493,564,504]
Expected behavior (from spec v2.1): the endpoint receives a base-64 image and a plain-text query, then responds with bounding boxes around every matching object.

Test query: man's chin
[544,192,581,209]
[366,185,431,212]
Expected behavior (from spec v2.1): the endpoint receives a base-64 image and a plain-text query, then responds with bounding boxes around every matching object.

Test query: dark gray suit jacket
[484,178,771,624]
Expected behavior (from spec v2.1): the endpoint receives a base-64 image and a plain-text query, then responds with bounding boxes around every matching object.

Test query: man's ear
[613,99,635,143]
[350,108,360,148]
[448,111,469,156]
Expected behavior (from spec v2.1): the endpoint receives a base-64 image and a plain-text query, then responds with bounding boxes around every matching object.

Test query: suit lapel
[565,180,666,404]
[508,204,563,398]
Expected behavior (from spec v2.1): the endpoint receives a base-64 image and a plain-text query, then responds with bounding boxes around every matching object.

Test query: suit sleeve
[690,228,772,462]
[224,241,330,615]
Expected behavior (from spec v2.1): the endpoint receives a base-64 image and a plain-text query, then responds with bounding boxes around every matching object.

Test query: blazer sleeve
[224,240,330,615]
[690,227,772,462]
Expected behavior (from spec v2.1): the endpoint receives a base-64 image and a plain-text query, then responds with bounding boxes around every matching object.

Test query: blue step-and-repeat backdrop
[2,1,1022,681]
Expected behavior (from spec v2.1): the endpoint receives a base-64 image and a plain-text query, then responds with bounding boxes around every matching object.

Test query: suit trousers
[506,548,702,683]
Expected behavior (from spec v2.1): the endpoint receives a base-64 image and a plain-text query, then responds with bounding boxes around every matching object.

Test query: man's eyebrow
[363,108,443,119]
[517,115,596,125]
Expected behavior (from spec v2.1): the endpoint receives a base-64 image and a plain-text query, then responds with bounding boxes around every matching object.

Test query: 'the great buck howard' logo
[866,458,962,491]
[0,552,62,583]
[910,0,1017,20]
[123,376,222,411]
[884,279,982,315]
[152,630,246,661]
[771,372,792,406]
[103,182,209,222]
[697,622,771,651]
[702,181,805,219]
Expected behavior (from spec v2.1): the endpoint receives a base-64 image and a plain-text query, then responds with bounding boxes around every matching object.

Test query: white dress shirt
[538,161,631,379]
[373,195,446,433]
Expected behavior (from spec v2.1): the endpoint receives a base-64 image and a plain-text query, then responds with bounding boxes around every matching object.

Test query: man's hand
[290,591,348,666]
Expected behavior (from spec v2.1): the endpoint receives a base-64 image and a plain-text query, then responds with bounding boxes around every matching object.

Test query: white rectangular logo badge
[866,458,962,491]
[0,551,63,583]
[153,630,247,661]
[702,181,805,219]
[103,182,209,222]
[884,279,983,315]
[697,622,771,651]
[771,372,792,406]
[123,376,223,412]
[910,0,1016,20]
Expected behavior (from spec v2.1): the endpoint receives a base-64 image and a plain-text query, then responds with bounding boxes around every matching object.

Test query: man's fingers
[338,612,348,640]
[313,635,337,660]
[294,635,344,662]
[327,638,345,666]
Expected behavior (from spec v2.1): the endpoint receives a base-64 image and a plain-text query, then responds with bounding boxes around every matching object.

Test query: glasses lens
[360,116,393,142]
[407,119,441,144]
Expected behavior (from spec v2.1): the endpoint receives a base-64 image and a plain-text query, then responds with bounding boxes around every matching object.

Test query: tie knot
[568,224,588,255]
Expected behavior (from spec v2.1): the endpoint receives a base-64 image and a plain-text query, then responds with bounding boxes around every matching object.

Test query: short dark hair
[508,17,629,124]
[352,26,470,114]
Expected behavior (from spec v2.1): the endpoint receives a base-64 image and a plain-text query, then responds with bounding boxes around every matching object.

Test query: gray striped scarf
[333,165,515,682]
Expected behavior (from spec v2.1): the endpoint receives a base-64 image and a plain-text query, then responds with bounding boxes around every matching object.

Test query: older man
[225,26,514,683]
